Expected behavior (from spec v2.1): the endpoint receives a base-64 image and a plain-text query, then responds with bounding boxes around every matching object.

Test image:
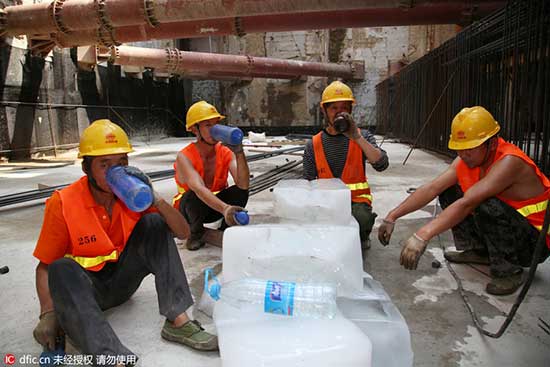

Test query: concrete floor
[0,136,549,366]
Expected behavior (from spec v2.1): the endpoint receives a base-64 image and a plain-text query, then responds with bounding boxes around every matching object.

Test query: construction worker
[303,81,389,251]
[378,106,550,295]
[173,101,249,250]
[32,119,218,366]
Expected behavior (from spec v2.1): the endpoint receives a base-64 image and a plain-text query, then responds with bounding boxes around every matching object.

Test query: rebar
[376,0,550,175]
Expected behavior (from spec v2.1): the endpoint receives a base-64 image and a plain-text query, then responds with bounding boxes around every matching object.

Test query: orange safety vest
[312,132,372,205]
[59,176,141,271]
[456,138,550,247]
[173,142,233,208]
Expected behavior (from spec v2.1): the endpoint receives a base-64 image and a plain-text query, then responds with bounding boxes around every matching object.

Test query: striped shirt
[302,129,389,180]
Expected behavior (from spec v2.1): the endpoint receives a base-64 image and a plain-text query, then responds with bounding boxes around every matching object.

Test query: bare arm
[385,159,460,223]
[176,151,230,214]
[352,134,383,164]
[340,113,382,163]
[154,197,190,239]
[416,156,521,241]
[228,150,250,190]
[36,262,54,315]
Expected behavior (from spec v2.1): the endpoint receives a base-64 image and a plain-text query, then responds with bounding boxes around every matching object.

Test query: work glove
[335,112,361,140]
[400,233,429,270]
[123,165,153,188]
[222,205,247,227]
[33,311,62,350]
[122,165,162,206]
[378,219,395,246]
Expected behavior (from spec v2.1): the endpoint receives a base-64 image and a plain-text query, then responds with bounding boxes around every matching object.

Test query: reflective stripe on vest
[312,132,372,205]
[518,200,550,235]
[173,142,232,207]
[456,138,550,246]
[64,249,118,269]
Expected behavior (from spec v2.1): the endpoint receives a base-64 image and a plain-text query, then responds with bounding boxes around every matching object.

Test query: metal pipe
[111,45,361,79]
[51,3,506,48]
[2,0,506,38]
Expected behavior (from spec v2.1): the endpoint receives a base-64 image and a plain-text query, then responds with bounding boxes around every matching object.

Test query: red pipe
[2,0,505,37]
[52,3,505,48]
[111,45,359,79]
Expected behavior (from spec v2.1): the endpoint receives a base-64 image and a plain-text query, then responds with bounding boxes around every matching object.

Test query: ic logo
[4,354,15,365]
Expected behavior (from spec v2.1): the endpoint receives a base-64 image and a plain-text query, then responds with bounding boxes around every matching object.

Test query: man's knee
[48,258,89,296]
[136,213,167,232]
[439,185,462,209]
[49,258,83,281]
[475,197,509,219]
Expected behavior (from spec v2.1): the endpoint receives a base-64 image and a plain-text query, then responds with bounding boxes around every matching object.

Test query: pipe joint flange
[109,46,119,63]
[97,26,120,47]
[245,55,254,74]
[52,0,71,34]
[234,17,245,37]
[96,0,114,31]
[144,0,159,27]
[165,48,180,73]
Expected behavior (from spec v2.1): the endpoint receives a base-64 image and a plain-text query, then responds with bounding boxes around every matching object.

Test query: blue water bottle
[106,166,154,212]
[234,211,250,225]
[210,125,244,145]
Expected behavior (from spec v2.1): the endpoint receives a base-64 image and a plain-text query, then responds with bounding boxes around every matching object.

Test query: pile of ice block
[212,179,413,367]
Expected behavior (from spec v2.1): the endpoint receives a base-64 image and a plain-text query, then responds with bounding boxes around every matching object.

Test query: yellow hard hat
[320,81,356,107]
[448,106,500,150]
[78,119,134,158]
[186,101,225,131]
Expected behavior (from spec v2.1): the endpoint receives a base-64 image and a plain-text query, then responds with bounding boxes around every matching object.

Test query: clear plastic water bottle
[106,166,154,212]
[210,124,244,145]
[234,210,249,225]
[205,270,337,319]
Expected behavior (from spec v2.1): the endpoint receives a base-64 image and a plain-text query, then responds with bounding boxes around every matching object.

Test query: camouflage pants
[439,185,549,277]
[352,202,377,242]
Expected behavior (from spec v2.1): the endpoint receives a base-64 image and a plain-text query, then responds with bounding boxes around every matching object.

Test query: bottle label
[263,281,296,316]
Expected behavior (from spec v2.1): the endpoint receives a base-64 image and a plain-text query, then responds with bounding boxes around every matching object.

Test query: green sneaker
[161,320,218,351]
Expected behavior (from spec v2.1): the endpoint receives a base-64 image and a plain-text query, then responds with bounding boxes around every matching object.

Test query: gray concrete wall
[187,25,456,130]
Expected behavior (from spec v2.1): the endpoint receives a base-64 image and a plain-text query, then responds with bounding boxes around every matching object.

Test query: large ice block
[338,277,414,367]
[272,178,352,223]
[222,224,363,296]
[214,300,372,367]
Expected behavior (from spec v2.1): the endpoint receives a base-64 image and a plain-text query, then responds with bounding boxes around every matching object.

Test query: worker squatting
[30,80,550,366]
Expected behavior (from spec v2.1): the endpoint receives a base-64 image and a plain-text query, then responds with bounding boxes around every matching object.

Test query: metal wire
[436,199,550,338]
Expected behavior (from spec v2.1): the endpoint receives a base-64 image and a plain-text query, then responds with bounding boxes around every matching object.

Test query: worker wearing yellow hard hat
[379,106,550,295]
[173,100,249,250]
[32,119,218,360]
[303,80,389,255]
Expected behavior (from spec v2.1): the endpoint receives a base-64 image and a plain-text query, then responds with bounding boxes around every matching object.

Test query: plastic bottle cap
[209,282,221,301]
[204,268,221,301]
[234,211,249,225]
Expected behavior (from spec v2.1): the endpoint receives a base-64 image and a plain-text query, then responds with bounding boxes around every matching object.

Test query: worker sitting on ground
[173,101,249,250]
[32,119,218,366]
[303,81,389,252]
[378,106,550,295]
